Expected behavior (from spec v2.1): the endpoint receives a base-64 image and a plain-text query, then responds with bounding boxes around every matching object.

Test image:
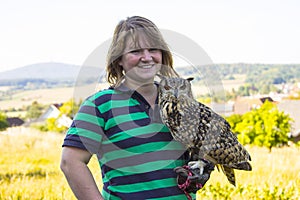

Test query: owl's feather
[158,76,252,186]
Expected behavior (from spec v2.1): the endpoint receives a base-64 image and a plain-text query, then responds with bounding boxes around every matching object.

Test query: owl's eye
[164,85,171,90]
[180,85,186,90]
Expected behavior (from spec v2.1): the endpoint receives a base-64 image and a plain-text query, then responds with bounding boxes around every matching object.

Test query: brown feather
[158,76,252,186]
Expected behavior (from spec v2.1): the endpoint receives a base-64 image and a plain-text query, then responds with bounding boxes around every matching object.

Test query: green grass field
[0,127,299,200]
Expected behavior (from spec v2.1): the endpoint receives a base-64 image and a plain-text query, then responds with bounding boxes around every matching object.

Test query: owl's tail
[231,161,252,171]
[217,161,251,186]
[219,165,236,186]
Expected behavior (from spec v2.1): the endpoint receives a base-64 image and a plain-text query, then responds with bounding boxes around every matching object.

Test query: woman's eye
[129,50,140,54]
[149,48,159,52]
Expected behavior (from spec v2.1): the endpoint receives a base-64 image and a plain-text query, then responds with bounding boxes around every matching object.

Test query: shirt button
[145,105,150,109]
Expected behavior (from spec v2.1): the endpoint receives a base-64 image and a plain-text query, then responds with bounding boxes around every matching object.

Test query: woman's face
[118,34,162,86]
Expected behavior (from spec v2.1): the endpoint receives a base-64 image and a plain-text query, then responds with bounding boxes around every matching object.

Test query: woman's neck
[124,80,157,106]
[124,78,155,92]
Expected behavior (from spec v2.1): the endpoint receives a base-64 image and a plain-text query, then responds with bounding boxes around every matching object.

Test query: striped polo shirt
[63,83,193,199]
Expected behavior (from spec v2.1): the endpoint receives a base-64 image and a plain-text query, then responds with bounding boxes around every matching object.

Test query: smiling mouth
[137,65,155,69]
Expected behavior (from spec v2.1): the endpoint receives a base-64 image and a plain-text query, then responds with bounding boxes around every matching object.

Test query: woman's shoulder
[85,88,114,100]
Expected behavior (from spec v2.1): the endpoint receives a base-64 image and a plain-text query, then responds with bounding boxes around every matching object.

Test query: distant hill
[0,62,103,87]
[1,62,82,80]
[1,62,299,92]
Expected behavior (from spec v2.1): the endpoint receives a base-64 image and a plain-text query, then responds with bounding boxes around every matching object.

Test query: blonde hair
[106,16,179,86]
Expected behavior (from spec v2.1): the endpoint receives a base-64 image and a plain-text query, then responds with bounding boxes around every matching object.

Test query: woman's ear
[118,60,123,66]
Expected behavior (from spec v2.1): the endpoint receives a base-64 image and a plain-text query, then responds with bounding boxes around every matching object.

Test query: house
[7,117,24,127]
[36,103,72,128]
[288,130,300,143]
[39,103,63,119]
[277,100,300,142]
[234,96,275,114]
[208,102,234,117]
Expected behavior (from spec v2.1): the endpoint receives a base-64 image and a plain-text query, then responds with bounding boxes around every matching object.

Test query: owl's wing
[196,102,251,168]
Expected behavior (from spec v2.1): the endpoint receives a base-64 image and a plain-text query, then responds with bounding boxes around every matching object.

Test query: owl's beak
[174,89,178,98]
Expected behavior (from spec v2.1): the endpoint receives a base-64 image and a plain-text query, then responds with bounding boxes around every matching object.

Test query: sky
[0,0,300,72]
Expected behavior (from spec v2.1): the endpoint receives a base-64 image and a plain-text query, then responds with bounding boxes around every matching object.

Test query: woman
[60,16,211,200]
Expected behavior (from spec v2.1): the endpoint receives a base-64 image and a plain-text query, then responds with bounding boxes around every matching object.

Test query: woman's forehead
[123,33,162,52]
[127,35,152,48]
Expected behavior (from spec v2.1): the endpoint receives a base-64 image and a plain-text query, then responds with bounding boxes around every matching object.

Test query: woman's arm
[60,146,104,200]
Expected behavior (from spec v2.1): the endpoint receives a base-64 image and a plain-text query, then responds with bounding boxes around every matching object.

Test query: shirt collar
[112,81,159,93]
[112,83,134,93]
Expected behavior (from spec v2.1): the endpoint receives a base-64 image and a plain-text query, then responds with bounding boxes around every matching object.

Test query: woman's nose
[140,49,152,61]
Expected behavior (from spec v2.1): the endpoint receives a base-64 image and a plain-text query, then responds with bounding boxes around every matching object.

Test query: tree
[45,117,66,133]
[0,112,9,131]
[225,114,242,131]
[58,98,80,118]
[233,101,292,151]
[44,99,80,133]
[26,101,44,120]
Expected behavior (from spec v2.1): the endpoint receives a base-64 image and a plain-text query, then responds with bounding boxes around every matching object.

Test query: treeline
[0,79,74,89]
[0,99,81,132]
[177,63,300,83]
[177,63,300,98]
[214,63,300,83]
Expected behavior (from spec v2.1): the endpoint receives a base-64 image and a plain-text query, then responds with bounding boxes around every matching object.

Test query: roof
[234,96,275,114]
[260,97,275,103]
[277,100,300,132]
[7,117,24,127]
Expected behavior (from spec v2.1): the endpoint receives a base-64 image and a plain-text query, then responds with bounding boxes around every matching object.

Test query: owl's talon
[188,160,207,174]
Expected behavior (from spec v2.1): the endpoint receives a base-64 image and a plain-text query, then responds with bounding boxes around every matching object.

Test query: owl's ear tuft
[187,77,194,82]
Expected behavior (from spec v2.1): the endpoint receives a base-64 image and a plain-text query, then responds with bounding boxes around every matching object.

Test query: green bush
[232,101,292,151]
[0,112,9,131]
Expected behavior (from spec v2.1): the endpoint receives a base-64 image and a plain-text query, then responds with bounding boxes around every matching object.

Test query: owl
[158,75,252,186]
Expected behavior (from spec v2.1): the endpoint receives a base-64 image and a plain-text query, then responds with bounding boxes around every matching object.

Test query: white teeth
[138,65,153,69]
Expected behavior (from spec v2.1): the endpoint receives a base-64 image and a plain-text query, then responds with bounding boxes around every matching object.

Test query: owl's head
[158,75,194,100]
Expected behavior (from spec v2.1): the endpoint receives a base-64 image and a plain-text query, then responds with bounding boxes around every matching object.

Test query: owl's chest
[160,100,199,144]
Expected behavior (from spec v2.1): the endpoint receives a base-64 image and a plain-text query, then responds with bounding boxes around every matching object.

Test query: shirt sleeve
[62,98,105,154]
